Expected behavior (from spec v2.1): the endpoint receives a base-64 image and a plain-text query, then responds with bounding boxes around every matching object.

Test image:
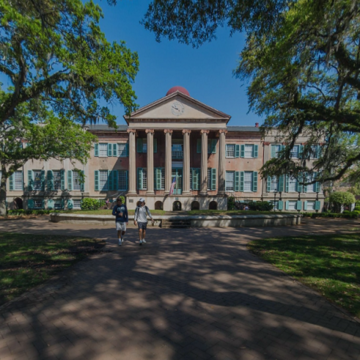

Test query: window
[172,144,183,159]
[73,199,81,209]
[53,170,62,190]
[226,171,234,191]
[244,172,253,192]
[33,170,42,191]
[99,170,109,191]
[288,176,297,192]
[226,144,235,158]
[290,145,299,159]
[307,201,316,211]
[54,200,62,210]
[118,143,128,157]
[270,176,278,192]
[34,199,43,209]
[270,200,279,210]
[99,143,108,157]
[14,171,23,190]
[138,168,147,190]
[306,174,315,192]
[142,139,147,153]
[207,168,211,190]
[73,171,81,191]
[272,145,281,158]
[155,168,165,190]
[118,170,128,190]
[244,145,253,158]
[288,201,297,211]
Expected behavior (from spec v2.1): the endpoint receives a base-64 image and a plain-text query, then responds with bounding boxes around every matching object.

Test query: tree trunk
[0,173,7,216]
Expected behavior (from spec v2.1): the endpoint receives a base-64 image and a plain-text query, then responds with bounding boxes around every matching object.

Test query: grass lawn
[0,232,105,306]
[248,233,360,318]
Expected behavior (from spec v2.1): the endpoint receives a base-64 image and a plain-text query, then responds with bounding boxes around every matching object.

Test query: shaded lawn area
[248,234,360,318]
[0,233,105,306]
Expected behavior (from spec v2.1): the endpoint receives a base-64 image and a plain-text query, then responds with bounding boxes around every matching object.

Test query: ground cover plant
[248,234,360,318]
[0,233,105,306]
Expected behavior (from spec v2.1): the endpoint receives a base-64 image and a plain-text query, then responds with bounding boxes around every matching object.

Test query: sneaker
[118,239,122,246]
[139,240,143,246]
[142,239,146,244]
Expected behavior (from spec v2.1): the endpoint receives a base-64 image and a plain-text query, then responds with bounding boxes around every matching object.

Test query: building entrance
[171,168,182,195]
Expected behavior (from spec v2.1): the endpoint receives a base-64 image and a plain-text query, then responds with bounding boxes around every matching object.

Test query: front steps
[161,219,191,228]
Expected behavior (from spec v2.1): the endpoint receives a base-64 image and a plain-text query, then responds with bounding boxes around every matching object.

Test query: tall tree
[143,0,360,185]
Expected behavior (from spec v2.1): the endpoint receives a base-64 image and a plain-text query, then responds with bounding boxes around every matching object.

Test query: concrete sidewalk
[0,218,359,360]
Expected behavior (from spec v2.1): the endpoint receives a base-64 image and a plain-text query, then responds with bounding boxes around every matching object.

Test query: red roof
[166,86,190,97]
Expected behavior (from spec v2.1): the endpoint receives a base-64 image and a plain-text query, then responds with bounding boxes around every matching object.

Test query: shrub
[7,209,52,215]
[248,201,273,211]
[227,197,235,210]
[309,212,358,219]
[98,199,106,209]
[80,198,101,211]
[329,192,356,206]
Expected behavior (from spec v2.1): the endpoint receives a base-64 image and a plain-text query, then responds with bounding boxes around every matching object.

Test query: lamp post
[274,190,278,212]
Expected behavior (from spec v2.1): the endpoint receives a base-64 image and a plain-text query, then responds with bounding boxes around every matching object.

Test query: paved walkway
[0,218,360,360]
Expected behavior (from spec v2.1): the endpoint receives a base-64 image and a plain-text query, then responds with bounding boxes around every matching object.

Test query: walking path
[0,218,360,360]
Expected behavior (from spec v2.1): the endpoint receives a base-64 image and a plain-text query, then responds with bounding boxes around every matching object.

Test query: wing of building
[5,86,324,212]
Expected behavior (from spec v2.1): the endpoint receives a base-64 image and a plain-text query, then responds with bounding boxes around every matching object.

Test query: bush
[308,212,358,219]
[329,192,356,206]
[248,201,274,211]
[80,198,101,211]
[227,197,235,210]
[98,199,106,209]
[7,209,52,215]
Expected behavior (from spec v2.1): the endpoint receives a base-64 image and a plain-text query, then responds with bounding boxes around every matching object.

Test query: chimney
[255,123,259,127]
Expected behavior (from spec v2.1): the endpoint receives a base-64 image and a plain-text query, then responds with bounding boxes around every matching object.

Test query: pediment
[126,92,230,122]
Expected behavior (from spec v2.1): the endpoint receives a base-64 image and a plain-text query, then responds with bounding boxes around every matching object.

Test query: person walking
[112,197,128,246]
[134,198,154,245]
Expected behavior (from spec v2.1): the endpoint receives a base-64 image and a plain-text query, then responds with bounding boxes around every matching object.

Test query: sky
[95,0,263,127]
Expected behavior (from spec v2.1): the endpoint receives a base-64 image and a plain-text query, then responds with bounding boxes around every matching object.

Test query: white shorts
[116,222,126,231]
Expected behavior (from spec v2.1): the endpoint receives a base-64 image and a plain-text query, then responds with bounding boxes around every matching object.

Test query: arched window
[155,201,163,210]
[173,201,182,211]
[191,201,200,210]
[209,201,217,210]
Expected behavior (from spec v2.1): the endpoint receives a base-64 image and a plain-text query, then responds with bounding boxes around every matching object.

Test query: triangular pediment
[125,92,231,123]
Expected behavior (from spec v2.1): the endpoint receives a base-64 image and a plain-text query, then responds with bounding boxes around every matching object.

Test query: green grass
[63,209,167,215]
[0,233,105,306]
[248,233,360,318]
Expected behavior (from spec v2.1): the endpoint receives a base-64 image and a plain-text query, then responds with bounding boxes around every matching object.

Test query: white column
[182,129,191,194]
[200,130,209,196]
[218,130,227,195]
[164,129,173,193]
[127,129,136,194]
[146,129,155,194]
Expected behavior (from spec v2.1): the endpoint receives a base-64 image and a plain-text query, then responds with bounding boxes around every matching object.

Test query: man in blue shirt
[112,197,128,246]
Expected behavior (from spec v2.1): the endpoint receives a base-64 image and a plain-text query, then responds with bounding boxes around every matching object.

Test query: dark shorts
[137,222,147,230]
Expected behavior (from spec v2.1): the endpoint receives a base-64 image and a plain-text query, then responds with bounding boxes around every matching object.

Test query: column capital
[182,129,191,134]
[164,129,173,134]
[127,129,136,134]
[145,129,155,134]
[219,129,228,134]
[200,130,210,135]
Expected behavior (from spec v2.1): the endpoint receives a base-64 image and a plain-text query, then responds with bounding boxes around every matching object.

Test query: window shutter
[108,170,113,191]
[137,138,143,153]
[285,201,289,210]
[297,174,303,193]
[240,171,244,192]
[154,139,158,153]
[94,143,99,157]
[47,170,54,191]
[303,173,308,193]
[316,145,321,159]
[315,201,321,211]
[154,168,159,190]
[60,170,65,190]
[125,170,128,190]
[196,139,201,153]
[192,168,200,190]
[253,145,258,158]
[67,170,73,191]
[267,176,271,192]
[314,173,321,193]
[67,199,74,210]
[28,199,34,209]
[252,172,258,192]
[113,144,117,157]
[285,174,289,192]
[278,175,284,192]
[47,199,54,210]
[9,173,14,191]
[125,143,129,157]
[303,201,308,211]
[41,170,45,191]
[235,145,240,158]
[113,170,118,191]
[299,145,304,159]
[278,200,283,210]
[209,139,216,154]
[61,198,65,209]
[211,168,216,190]
[271,145,276,158]
[234,172,240,192]
[41,199,45,209]
[107,143,112,157]
[94,170,99,191]
[240,145,245,158]
[80,171,85,191]
[137,168,143,190]
[296,200,302,210]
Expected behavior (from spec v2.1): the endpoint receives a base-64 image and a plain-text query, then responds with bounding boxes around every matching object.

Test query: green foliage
[80,198,101,211]
[248,201,273,211]
[7,209,53,215]
[329,192,356,206]
[227,196,235,210]
[302,212,358,219]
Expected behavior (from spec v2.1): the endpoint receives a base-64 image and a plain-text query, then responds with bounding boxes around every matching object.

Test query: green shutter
[94,170,99,191]
[253,145,258,158]
[234,172,240,192]
[67,199,74,210]
[315,201,321,211]
[137,168,143,190]
[113,144,117,157]
[28,199,34,209]
[47,199,54,210]
[285,174,289,192]
[278,200,283,210]
[80,171,85,191]
[252,172,258,192]
[9,173,14,191]
[154,139,158,153]
[303,201,308,211]
[240,145,245,158]
[41,170,45,191]
[125,170,128,190]
[314,173,321,193]
[285,201,289,210]
[107,143,112,157]
[113,170,118,191]
[271,145,276,158]
[67,170,73,191]
[61,198,65,209]
[316,145,321,159]
[299,145,303,159]
[240,171,244,192]
[108,170,113,191]
[209,139,216,154]
[60,170,65,190]
[211,168,216,190]
[267,176,271,192]
[137,138,143,153]
[303,172,308,193]
[235,145,240,158]
[278,175,284,192]
[94,143,99,157]
[154,168,159,190]
[297,200,302,210]
[297,174,303,193]
[192,168,200,190]
[47,170,54,191]
[196,139,201,153]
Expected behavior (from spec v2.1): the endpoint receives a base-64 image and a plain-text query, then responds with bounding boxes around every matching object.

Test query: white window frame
[53,170,62,191]
[118,143,127,157]
[99,170,109,191]
[270,200,279,210]
[273,145,281,158]
[306,174,315,193]
[288,201,297,211]
[14,171,23,190]
[73,171,81,191]
[99,143,108,157]
[142,168,147,190]
[270,176,278,192]
[73,199,81,209]
[288,176,297,192]
[290,145,299,159]
[33,170,42,191]
[244,171,253,192]
[226,171,234,192]
[118,170,127,191]
[226,144,235,158]
[244,144,254,159]
[307,201,316,211]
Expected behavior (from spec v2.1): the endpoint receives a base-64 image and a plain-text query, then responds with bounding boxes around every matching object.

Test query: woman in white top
[134,198,154,245]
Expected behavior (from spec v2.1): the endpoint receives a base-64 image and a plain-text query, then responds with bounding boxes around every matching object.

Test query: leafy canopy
[329,191,355,205]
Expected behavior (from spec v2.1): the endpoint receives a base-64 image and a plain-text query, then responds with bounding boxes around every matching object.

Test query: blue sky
[96,0,263,127]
